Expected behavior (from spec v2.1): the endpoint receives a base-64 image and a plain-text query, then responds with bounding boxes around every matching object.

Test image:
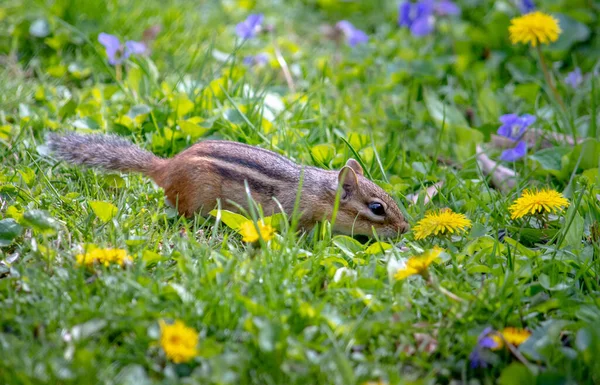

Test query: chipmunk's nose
[398,221,410,234]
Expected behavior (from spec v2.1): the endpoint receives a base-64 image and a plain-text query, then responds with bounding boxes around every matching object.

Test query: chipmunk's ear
[338,166,359,200]
[345,158,363,176]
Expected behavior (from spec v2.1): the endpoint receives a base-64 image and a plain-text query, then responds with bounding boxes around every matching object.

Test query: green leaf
[72,117,100,130]
[89,201,118,223]
[22,210,59,235]
[423,88,468,129]
[70,319,108,341]
[101,174,126,188]
[0,219,23,247]
[115,364,151,385]
[364,242,393,255]
[262,213,286,230]
[177,119,208,139]
[530,147,571,171]
[126,66,143,95]
[563,212,584,250]
[503,236,538,258]
[507,227,558,246]
[474,123,498,142]
[209,209,249,231]
[59,99,77,120]
[332,235,364,258]
[498,363,535,385]
[310,144,335,164]
[570,139,600,170]
[550,13,591,52]
[513,83,541,104]
[476,87,500,124]
[142,250,166,266]
[171,93,194,117]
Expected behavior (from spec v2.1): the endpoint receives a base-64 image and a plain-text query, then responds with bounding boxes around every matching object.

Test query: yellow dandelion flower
[413,209,471,240]
[394,247,443,280]
[509,188,569,219]
[239,220,275,243]
[491,327,531,350]
[159,320,199,364]
[75,248,132,267]
[509,11,561,47]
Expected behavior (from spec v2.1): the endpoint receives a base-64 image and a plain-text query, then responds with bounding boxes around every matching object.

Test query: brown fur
[47,133,409,237]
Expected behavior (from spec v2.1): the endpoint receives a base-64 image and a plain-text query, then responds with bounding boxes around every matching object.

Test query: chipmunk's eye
[368,202,385,216]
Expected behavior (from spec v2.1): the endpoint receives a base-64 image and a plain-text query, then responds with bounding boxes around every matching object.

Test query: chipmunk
[47,133,409,237]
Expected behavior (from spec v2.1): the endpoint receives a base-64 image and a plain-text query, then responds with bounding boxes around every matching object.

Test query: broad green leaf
[0,219,23,247]
[22,210,59,235]
[474,123,498,142]
[72,117,100,130]
[101,174,125,188]
[311,144,335,164]
[347,133,369,150]
[581,168,600,186]
[451,126,484,162]
[171,93,194,117]
[89,201,118,223]
[563,212,584,250]
[364,242,393,255]
[503,236,538,258]
[424,88,468,129]
[209,209,249,231]
[332,235,363,258]
[115,364,151,385]
[514,83,541,104]
[177,118,208,139]
[476,87,500,123]
[262,213,286,230]
[466,264,492,274]
[142,250,165,265]
[70,319,107,341]
[498,363,535,385]
[530,147,571,171]
[550,13,590,52]
[570,138,600,170]
[18,167,36,186]
[507,227,558,246]
[539,274,571,291]
[126,66,143,94]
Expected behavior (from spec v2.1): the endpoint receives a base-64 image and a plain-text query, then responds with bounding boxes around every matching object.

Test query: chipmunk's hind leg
[159,156,222,218]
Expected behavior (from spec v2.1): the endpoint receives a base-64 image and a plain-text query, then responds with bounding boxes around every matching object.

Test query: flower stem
[271,33,296,93]
[535,45,566,112]
[116,64,123,83]
[428,275,466,303]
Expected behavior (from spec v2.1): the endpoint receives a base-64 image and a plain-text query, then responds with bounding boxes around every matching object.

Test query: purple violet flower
[236,14,264,39]
[500,141,528,162]
[497,113,536,141]
[434,0,461,16]
[565,67,583,88]
[469,327,500,369]
[398,0,459,36]
[336,21,369,47]
[98,33,146,65]
[518,0,535,14]
[243,53,269,67]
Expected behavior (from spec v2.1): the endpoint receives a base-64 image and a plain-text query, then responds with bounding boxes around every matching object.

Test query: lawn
[1,0,599,384]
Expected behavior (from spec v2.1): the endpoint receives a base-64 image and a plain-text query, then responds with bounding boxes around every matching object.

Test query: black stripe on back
[211,163,278,197]
[207,152,297,182]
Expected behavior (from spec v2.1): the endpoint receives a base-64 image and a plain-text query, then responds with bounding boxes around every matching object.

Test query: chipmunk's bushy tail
[47,132,165,175]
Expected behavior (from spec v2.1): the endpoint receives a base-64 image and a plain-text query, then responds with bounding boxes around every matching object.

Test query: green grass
[1,0,600,384]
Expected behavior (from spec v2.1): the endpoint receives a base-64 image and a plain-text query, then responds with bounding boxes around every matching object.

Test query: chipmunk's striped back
[47,132,409,237]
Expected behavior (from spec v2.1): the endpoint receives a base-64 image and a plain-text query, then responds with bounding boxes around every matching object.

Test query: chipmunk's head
[332,159,410,238]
